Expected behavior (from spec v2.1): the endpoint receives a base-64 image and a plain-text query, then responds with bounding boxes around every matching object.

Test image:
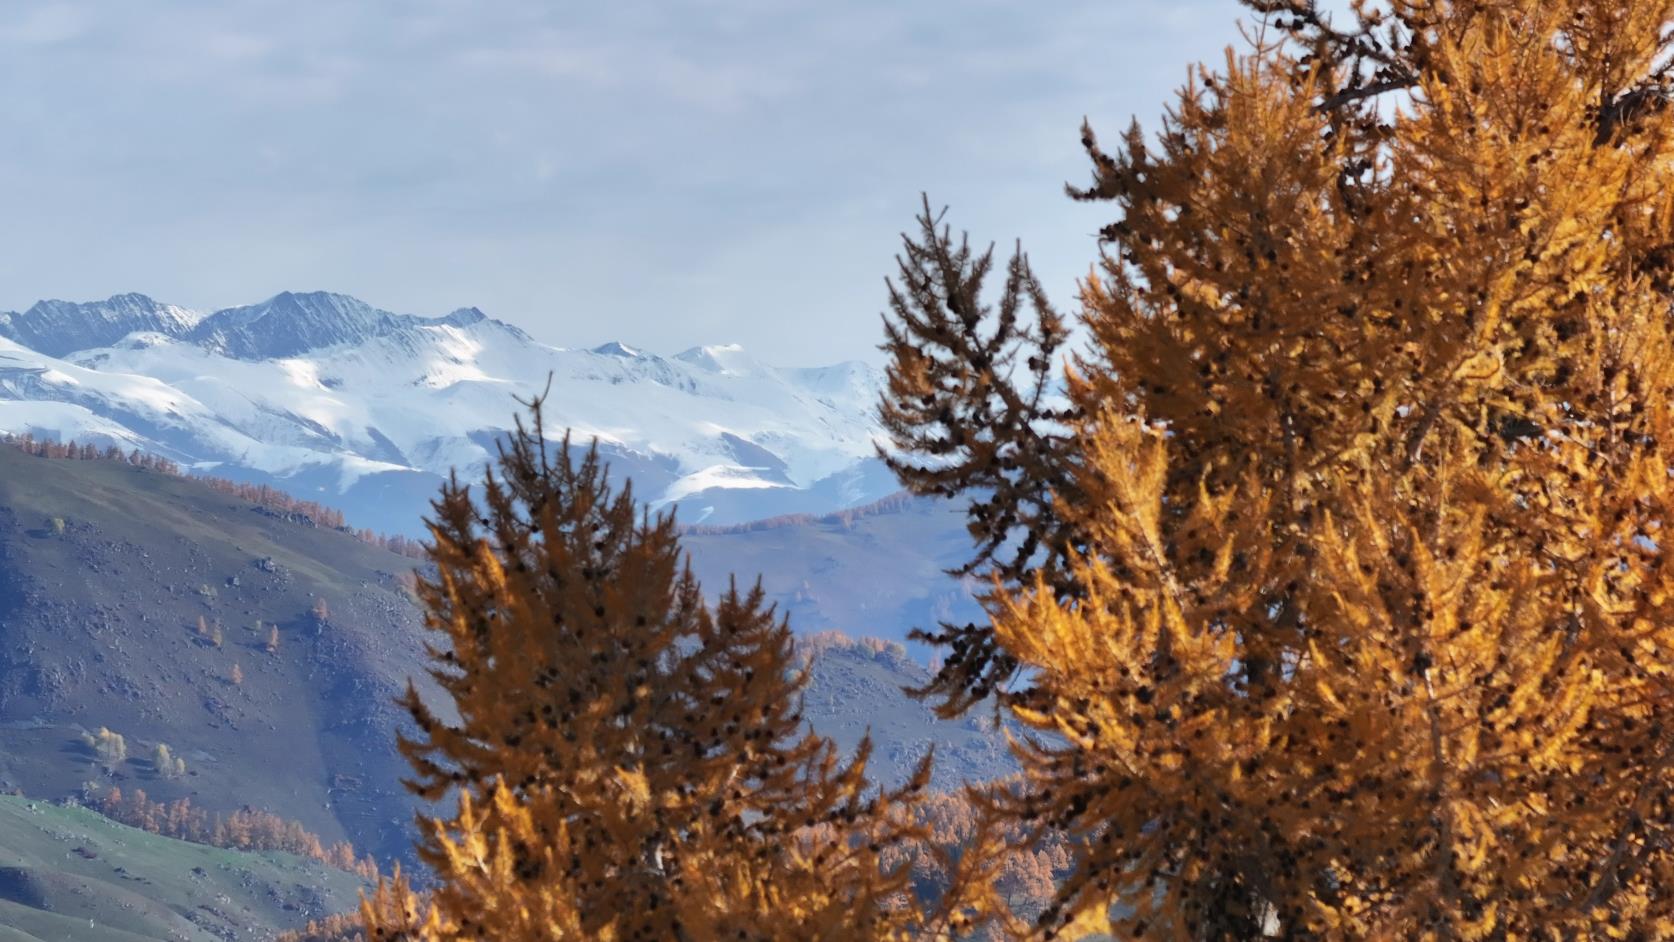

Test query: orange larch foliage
[882,0,1674,937]
[365,399,1008,941]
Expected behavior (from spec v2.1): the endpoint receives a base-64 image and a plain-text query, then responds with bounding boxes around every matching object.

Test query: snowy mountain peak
[591,341,644,358]
[676,343,757,375]
[0,292,895,533]
[2,291,537,362]
[185,291,392,360]
[183,292,539,361]
[0,293,203,357]
[441,307,489,326]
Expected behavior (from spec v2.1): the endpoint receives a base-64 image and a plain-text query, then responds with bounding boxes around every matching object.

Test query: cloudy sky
[0,0,1251,365]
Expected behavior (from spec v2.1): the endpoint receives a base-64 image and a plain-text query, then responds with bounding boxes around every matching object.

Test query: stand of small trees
[85,727,126,768]
[795,629,913,666]
[152,743,186,779]
[1,434,181,471]
[94,787,377,879]
[895,790,1072,923]
[276,912,364,942]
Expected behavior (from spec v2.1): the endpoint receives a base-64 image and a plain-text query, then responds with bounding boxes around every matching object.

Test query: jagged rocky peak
[185,292,527,360]
[186,291,397,360]
[440,306,488,326]
[0,290,530,363]
[0,293,202,358]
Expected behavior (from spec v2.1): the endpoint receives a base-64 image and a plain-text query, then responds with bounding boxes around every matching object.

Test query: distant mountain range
[0,292,897,534]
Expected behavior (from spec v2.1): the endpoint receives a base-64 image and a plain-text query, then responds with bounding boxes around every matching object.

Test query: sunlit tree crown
[882,0,1674,936]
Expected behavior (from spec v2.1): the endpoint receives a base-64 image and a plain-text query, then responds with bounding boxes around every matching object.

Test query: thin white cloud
[0,0,1249,365]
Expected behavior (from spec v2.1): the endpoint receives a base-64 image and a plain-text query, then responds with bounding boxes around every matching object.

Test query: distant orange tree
[364,401,1006,940]
[882,0,1674,936]
[277,912,363,942]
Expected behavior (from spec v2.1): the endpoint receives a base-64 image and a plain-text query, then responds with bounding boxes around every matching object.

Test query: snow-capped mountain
[0,293,203,357]
[0,292,895,534]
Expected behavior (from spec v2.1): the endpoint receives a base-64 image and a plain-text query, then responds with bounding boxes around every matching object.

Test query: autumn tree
[153,743,185,779]
[882,0,1674,936]
[277,912,366,942]
[89,727,127,768]
[365,399,1004,941]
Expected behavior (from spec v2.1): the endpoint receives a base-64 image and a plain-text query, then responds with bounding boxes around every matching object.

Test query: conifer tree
[883,0,1674,936]
[366,399,1002,941]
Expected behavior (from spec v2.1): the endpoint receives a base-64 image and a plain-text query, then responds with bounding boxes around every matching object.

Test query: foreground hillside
[0,794,367,941]
[0,445,1011,869]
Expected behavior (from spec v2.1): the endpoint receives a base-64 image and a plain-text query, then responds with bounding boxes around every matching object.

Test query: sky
[0,0,1252,365]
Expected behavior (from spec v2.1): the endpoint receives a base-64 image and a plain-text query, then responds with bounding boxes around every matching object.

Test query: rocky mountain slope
[0,291,895,533]
[0,444,436,863]
[680,495,989,651]
[0,295,202,359]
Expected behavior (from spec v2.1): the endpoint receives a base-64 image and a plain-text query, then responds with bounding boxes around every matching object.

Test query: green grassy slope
[0,794,366,941]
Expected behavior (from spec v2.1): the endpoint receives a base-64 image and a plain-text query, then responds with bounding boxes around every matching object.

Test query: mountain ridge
[0,290,895,532]
[0,294,203,359]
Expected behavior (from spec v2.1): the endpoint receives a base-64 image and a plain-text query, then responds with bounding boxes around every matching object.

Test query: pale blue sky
[0,0,1250,364]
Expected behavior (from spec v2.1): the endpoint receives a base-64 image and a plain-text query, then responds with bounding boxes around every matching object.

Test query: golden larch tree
[882,0,1674,937]
[365,400,1003,941]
